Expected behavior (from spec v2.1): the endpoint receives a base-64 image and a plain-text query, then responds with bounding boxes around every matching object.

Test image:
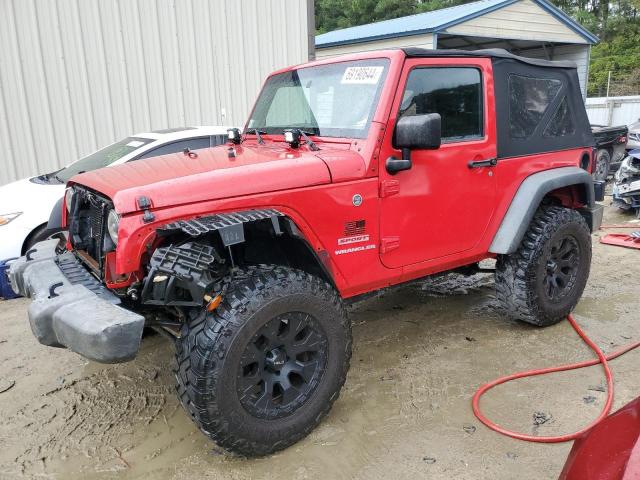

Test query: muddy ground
[0,202,639,480]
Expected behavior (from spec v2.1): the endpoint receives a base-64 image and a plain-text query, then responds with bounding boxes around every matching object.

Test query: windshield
[248,59,390,139]
[55,137,154,182]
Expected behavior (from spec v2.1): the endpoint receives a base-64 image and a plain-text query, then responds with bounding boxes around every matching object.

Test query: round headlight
[65,188,74,212]
[107,209,120,245]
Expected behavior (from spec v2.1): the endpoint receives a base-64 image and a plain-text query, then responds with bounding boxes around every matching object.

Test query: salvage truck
[10,48,603,456]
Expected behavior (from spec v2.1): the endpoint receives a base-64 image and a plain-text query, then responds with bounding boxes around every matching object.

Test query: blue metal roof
[315,0,598,48]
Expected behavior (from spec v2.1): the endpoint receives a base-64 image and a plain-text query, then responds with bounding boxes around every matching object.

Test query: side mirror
[395,113,442,150]
[387,113,441,175]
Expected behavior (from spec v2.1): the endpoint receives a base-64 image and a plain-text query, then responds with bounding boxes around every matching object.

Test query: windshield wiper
[299,130,320,151]
[245,128,266,145]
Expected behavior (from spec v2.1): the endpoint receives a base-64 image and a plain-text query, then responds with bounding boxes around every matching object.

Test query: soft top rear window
[508,75,562,139]
[492,58,594,158]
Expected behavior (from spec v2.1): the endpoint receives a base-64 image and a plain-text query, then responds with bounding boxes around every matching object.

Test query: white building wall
[315,33,434,59]
[445,0,587,44]
[0,0,313,186]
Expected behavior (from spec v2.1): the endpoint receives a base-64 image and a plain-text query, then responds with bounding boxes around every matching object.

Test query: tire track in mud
[0,361,173,477]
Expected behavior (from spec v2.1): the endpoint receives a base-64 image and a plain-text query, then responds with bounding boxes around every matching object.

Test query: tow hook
[127,284,140,301]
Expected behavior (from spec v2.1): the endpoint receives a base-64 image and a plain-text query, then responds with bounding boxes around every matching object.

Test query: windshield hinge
[137,196,155,223]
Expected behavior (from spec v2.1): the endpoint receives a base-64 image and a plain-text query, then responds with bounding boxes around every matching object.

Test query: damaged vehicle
[612,149,640,217]
[10,48,603,456]
[627,119,640,151]
[591,124,628,181]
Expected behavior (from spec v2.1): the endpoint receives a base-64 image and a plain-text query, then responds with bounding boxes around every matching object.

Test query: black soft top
[402,48,594,158]
[403,47,578,69]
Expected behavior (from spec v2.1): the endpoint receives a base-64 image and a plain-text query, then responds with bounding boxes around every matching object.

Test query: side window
[210,134,227,146]
[136,137,211,160]
[508,75,562,138]
[543,97,575,137]
[399,67,483,141]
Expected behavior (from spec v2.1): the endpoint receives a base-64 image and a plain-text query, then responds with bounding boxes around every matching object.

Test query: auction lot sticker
[341,66,384,84]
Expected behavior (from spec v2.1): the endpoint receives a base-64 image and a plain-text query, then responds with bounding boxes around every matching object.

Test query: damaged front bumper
[9,239,144,363]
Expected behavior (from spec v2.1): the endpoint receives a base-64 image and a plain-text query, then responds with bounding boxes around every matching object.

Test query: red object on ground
[559,397,640,480]
[473,314,640,477]
[473,314,640,443]
[600,232,640,249]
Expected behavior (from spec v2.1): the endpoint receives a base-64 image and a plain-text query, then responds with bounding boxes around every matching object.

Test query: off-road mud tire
[495,206,591,327]
[593,148,611,182]
[174,265,351,456]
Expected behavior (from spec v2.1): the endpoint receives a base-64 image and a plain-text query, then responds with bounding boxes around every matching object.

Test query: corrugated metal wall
[0,0,313,186]
[586,96,640,126]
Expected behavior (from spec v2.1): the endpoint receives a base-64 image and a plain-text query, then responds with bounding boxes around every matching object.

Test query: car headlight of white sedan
[65,188,74,212]
[0,212,22,226]
[107,209,120,245]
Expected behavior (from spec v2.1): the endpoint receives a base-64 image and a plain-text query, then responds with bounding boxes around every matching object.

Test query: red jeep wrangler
[11,48,603,456]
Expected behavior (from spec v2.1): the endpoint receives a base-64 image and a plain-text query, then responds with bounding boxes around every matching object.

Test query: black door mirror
[387,113,441,175]
[395,113,442,150]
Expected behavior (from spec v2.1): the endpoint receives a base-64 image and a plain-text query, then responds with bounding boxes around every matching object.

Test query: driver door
[378,57,497,269]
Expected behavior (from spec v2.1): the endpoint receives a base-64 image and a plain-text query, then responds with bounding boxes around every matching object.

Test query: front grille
[90,202,104,242]
[69,188,111,272]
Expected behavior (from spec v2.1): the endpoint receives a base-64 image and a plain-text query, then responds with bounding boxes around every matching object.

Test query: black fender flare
[489,167,598,254]
[155,208,338,289]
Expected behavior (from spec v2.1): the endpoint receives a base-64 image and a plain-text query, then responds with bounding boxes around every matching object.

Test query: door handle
[468,158,497,168]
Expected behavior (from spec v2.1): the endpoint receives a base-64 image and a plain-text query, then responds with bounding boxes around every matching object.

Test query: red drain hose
[472,313,640,443]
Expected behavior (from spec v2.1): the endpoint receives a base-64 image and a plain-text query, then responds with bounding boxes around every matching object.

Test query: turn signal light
[205,294,223,312]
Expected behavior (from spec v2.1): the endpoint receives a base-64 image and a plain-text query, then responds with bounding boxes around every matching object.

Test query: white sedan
[0,126,232,260]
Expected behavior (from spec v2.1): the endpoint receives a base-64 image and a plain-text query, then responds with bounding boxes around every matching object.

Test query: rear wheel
[593,149,611,182]
[495,206,591,327]
[175,265,351,456]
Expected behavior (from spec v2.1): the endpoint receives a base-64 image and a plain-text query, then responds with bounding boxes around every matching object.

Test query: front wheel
[175,265,351,456]
[495,206,592,327]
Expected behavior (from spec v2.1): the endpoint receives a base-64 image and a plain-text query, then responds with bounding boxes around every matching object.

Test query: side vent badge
[352,194,363,207]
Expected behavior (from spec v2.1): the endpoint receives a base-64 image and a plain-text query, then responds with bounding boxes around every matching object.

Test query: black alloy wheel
[237,312,328,419]
[543,235,580,301]
[175,265,351,456]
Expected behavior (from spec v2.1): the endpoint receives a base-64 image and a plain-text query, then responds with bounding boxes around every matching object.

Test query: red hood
[70,142,364,214]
